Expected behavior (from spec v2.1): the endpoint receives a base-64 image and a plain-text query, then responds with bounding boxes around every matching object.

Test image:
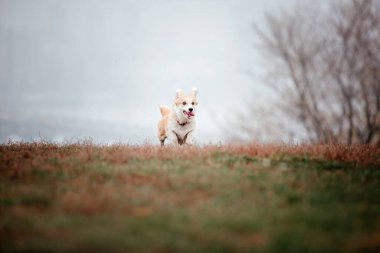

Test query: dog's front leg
[167,131,181,146]
[184,131,196,146]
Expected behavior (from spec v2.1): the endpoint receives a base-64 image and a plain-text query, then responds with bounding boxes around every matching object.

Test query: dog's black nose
[189,108,193,112]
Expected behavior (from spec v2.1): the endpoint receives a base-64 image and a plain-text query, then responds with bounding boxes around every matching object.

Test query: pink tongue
[185,111,194,117]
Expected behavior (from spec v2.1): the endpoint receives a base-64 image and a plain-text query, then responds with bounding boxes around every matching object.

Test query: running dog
[157,88,198,146]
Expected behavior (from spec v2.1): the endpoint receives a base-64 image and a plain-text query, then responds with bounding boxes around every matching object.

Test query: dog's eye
[191,102,195,105]
[182,101,187,105]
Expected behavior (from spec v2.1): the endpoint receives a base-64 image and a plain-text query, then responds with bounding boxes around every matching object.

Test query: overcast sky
[0,0,298,144]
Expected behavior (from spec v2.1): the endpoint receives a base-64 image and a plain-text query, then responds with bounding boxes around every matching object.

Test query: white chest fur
[168,120,196,144]
[170,121,195,136]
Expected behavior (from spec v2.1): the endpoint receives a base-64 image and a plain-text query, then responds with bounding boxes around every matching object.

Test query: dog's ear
[191,87,198,98]
[176,89,183,99]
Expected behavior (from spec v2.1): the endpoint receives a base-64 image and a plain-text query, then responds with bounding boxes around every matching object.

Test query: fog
[0,0,296,144]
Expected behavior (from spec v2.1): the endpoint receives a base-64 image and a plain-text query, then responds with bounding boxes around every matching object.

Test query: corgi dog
[158,88,198,146]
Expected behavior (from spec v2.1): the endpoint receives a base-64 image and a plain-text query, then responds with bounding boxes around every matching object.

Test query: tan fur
[157,106,171,144]
[160,106,171,117]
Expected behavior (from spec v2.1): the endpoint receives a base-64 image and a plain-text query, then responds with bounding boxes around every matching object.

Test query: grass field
[1,142,380,253]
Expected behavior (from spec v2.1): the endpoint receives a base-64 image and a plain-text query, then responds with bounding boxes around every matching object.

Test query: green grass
[1,144,380,253]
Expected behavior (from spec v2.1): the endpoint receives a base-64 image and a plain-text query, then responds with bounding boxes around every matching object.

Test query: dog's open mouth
[183,110,194,118]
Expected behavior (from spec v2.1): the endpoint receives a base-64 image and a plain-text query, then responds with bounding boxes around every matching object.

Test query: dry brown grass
[1,142,379,173]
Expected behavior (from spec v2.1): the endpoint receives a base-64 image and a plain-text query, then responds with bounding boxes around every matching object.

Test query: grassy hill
[1,143,380,253]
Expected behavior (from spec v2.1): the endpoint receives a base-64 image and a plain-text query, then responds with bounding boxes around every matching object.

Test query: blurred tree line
[241,0,380,144]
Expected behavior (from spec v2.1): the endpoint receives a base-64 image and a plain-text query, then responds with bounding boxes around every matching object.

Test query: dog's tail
[159,105,171,117]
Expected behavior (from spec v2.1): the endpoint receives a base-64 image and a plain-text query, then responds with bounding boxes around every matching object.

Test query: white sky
[0,0,298,144]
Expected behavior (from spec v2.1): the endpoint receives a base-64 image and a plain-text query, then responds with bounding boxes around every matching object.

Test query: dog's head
[174,88,198,120]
